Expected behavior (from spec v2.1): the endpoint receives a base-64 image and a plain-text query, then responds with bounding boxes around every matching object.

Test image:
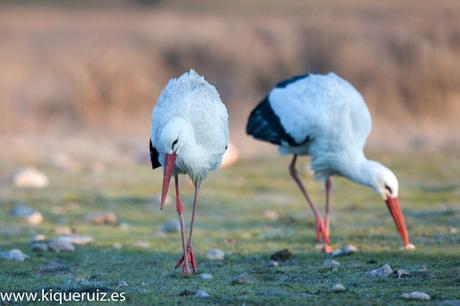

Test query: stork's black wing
[246,96,297,146]
[149,140,161,169]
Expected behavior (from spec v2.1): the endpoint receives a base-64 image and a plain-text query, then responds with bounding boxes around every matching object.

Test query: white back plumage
[269,73,372,180]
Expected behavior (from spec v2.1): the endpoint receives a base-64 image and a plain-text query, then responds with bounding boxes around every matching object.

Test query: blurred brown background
[1,0,459,161]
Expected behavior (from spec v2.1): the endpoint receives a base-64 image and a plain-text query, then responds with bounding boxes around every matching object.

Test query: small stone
[231,272,255,285]
[343,244,359,254]
[112,243,122,249]
[370,264,393,277]
[200,273,213,280]
[270,249,292,261]
[10,206,43,225]
[48,238,75,252]
[440,300,460,306]
[134,241,150,249]
[13,167,49,188]
[323,259,341,270]
[332,283,346,292]
[450,228,458,234]
[54,226,74,235]
[32,234,46,242]
[206,249,225,261]
[160,220,180,233]
[117,281,128,288]
[31,242,48,252]
[332,244,359,257]
[270,260,279,267]
[194,289,210,298]
[25,212,43,225]
[262,209,280,221]
[56,235,93,245]
[401,243,416,251]
[397,269,410,278]
[400,291,431,300]
[0,249,29,261]
[86,212,117,225]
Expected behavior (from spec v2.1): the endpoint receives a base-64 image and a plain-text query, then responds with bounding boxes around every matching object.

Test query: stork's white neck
[340,153,381,191]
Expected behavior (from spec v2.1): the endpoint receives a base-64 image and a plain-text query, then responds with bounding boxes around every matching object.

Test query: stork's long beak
[160,153,177,210]
[385,197,413,249]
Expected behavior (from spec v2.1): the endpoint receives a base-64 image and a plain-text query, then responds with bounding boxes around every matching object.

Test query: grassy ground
[0,153,459,305]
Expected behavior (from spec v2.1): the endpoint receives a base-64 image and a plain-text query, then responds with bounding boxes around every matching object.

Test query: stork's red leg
[289,155,332,253]
[173,174,192,276]
[184,184,200,274]
[323,177,333,253]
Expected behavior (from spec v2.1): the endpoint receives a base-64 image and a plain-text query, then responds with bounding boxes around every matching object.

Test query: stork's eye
[225,145,228,150]
[172,138,178,150]
[384,184,392,195]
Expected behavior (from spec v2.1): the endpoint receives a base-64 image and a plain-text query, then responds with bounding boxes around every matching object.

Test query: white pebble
[401,243,416,251]
[200,273,213,280]
[397,269,410,278]
[56,235,93,245]
[32,234,46,242]
[117,281,128,288]
[25,212,43,225]
[332,284,346,292]
[262,209,279,221]
[48,238,75,252]
[332,244,359,257]
[206,249,225,261]
[401,291,431,300]
[0,249,29,262]
[13,167,49,188]
[194,289,210,298]
[369,264,393,277]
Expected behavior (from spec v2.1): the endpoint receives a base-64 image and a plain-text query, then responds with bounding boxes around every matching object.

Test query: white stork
[246,73,415,253]
[150,70,229,275]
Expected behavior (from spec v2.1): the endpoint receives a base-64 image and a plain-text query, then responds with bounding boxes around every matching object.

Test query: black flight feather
[246,96,298,146]
[149,139,161,169]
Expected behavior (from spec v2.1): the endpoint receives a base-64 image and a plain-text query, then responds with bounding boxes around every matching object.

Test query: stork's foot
[175,246,197,275]
[323,244,333,254]
[315,217,329,242]
[314,216,332,253]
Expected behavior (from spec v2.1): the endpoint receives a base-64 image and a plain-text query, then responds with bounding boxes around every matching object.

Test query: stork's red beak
[385,196,412,248]
[160,153,177,210]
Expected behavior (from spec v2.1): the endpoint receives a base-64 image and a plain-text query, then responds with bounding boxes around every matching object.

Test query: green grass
[0,153,459,305]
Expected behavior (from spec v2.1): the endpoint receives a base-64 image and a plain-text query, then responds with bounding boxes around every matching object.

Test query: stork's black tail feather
[246,96,296,146]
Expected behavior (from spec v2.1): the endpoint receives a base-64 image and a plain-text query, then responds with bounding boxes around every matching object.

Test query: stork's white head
[367,161,399,200]
[159,117,191,156]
